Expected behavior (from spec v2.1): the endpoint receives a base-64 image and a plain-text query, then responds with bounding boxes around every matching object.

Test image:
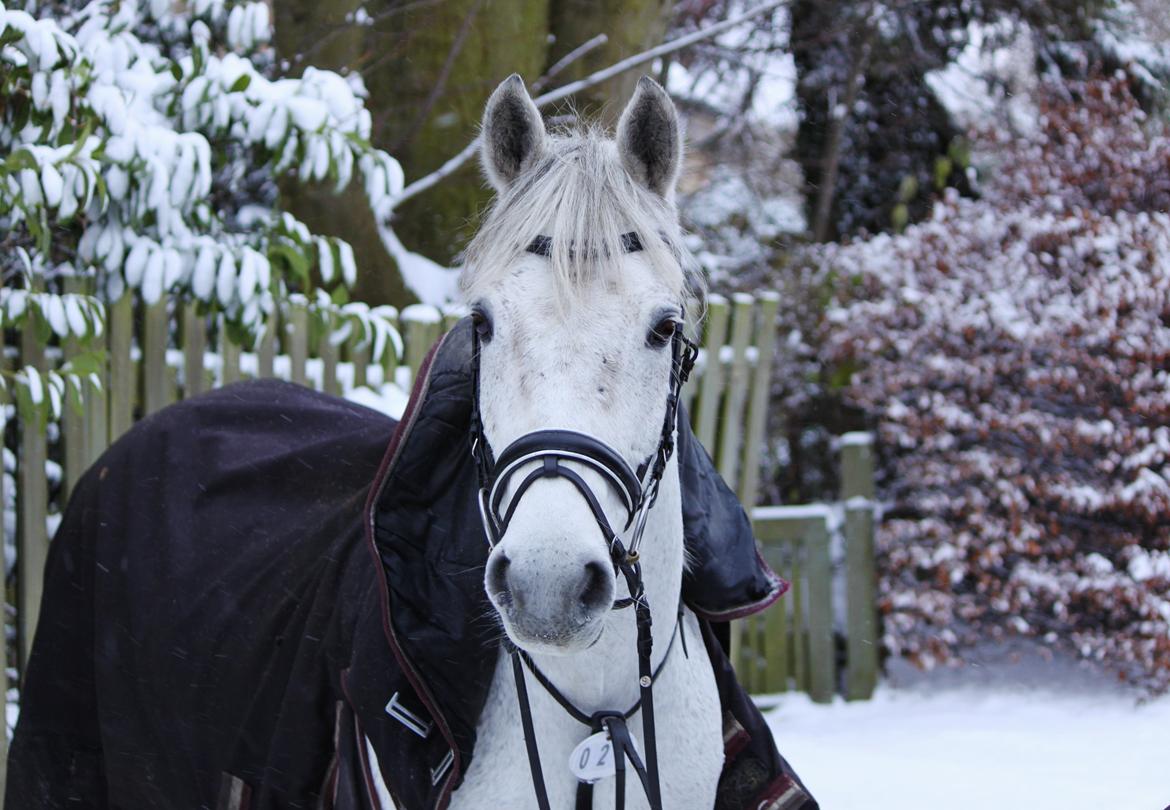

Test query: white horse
[446,75,724,810]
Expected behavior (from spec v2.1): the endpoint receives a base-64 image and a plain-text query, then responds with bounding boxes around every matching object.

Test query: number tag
[569,727,643,784]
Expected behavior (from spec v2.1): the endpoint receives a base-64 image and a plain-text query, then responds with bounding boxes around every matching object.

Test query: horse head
[462,74,700,657]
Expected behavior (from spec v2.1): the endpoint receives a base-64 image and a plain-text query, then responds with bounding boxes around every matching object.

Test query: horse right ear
[481,74,546,192]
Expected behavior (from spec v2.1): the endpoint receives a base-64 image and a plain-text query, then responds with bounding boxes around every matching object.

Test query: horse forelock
[459,127,703,311]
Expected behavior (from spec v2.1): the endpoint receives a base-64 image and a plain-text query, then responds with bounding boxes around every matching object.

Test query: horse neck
[524,454,685,711]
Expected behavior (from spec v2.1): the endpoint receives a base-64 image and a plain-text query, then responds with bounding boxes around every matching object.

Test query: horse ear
[616,76,681,199]
[481,74,546,192]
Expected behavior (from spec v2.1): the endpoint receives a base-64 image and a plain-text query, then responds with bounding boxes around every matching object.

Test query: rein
[468,232,698,810]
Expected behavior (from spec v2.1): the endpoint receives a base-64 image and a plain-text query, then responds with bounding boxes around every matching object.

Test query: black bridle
[468,232,698,810]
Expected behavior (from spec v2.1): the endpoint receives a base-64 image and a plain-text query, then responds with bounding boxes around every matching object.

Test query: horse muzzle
[484,502,617,654]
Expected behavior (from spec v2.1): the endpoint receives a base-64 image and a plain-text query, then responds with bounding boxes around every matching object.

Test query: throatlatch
[468,240,698,810]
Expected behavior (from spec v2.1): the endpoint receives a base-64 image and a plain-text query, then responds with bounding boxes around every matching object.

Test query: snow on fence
[1,288,876,776]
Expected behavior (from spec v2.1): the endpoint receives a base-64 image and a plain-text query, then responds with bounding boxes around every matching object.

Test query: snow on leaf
[286,97,328,133]
[64,295,87,336]
[317,237,335,284]
[337,241,356,288]
[123,240,151,289]
[216,250,236,307]
[43,294,69,337]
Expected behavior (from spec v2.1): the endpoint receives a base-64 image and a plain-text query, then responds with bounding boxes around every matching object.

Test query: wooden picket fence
[1,288,878,788]
[676,293,879,703]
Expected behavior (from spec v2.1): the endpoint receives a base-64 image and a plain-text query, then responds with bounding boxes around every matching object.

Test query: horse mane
[459,125,704,311]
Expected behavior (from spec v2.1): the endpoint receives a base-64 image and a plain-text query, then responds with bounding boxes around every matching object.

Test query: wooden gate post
[842,431,879,700]
[17,313,49,669]
[107,293,135,441]
[143,297,172,415]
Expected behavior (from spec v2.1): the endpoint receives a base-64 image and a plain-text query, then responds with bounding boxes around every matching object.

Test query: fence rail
[2,287,878,791]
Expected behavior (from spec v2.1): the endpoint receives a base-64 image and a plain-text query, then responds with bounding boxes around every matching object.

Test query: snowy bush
[0,0,404,423]
[807,77,1170,693]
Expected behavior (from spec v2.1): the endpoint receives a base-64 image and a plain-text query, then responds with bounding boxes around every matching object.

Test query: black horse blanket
[7,318,818,810]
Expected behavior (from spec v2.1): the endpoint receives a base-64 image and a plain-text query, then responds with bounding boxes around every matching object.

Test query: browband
[526,232,644,257]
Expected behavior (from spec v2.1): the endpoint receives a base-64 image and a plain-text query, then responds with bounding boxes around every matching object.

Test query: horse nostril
[486,552,512,608]
[578,560,612,613]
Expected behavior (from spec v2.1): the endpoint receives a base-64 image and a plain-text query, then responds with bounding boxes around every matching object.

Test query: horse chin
[499,612,606,657]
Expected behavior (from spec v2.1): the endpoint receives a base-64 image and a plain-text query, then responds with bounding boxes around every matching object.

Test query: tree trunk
[547,0,673,128]
[363,0,551,273]
[273,0,414,307]
[810,26,872,243]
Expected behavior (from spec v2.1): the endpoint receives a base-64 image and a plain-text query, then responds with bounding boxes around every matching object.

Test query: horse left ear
[481,74,546,192]
[616,76,681,199]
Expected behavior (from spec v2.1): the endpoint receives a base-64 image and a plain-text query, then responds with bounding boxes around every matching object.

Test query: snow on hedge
[805,77,1170,694]
[0,0,403,423]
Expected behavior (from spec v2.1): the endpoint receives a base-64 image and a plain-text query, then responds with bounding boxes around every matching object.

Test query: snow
[345,382,409,420]
[839,431,873,447]
[925,21,1039,135]
[766,683,1170,810]
[379,226,460,306]
[752,503,833,521]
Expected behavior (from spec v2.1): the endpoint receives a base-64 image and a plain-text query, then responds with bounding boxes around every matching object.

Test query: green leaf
[224,317,252,347]
[65,119,95,161]
[37,204,51,253]
[269,242,311,290]
[934,156,953,190]
[63,350,103,377]
[896,174,918,203]
[948,137,971,168]
[229,74,252,93]
[3,149,38,174]
[0,26,22,48]
[14,378,37,425]
[891,203,909,233]
[827,360,860,392]
[66,374,85,417]
[12,95,31,133]
[35,303,53,344]
[192,41,205,75]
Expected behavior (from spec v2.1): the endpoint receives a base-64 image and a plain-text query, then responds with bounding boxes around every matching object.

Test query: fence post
[182,301,207,397]
[85,361,108,467]
[842,431,879,700]
[257,311,277,379]
[17,314,49,669]
[220,316,242,387]
[693,295,729,449]
[287,304,309,387]
[317,313,340,396]
[739,292,780,506]
[61,277,90,500]
[143,296,172,415]
[349,338,370,390]
[107,293,134,441]
[805,520,835,703]
[401,305,441,386]
[716,294,754,492]
[441,305,464,333]
[761,539,791,693]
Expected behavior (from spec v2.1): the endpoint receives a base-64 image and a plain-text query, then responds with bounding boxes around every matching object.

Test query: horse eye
[646,317,677,349]
[471,307,494,342]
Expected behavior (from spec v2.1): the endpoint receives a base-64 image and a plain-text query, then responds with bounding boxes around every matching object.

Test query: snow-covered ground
[765,672,1170,809]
